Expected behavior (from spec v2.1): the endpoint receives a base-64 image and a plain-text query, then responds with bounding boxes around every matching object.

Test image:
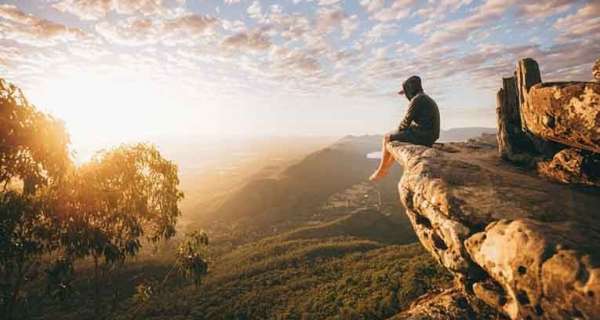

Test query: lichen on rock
[537,148,600,186]
[523,82,600,154]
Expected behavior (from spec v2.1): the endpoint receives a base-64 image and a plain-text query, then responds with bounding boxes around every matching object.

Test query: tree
[176,230,209,286]
[1,78,186,318]
[61,144,184,313]
[0,78,71,318]
[129,231,209,319]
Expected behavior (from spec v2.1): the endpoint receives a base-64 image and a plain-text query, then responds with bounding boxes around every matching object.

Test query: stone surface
[466,219,600,319]
[522,81,600,154]
[390,288,503,320]
[496,76,537,165]
[537,148,600,186]
[388,136,600,319]
[498,58,600,188]
[515,58,560,157]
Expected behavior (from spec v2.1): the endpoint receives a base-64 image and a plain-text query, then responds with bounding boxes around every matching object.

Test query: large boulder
[388,137,600,319]
[498,58,600,187]
[522,81,600,154]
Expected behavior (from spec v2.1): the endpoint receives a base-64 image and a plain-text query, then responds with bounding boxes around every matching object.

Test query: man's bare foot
[369,168,388,182]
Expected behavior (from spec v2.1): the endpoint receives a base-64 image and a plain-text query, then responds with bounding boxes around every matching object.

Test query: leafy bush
[0,78,187,319]
[176,231,209,286]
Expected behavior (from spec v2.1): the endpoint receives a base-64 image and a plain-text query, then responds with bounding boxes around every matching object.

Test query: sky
[0,0,598,153]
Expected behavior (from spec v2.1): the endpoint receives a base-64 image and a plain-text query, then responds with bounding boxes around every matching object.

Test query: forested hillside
[2,77,497,320]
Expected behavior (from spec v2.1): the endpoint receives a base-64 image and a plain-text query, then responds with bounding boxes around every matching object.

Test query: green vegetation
[280,208,416,245]
[1,78,454,319]
[126,239,451,320]
[0,79,200,319]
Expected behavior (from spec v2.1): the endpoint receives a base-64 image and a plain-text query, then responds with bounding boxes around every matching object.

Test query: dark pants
[389,129,433,147]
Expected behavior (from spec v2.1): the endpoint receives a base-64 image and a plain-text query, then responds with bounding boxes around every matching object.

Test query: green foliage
[133,282,155,304]
[45,258,75,302]
[0,78,71,318]
[1,78,452,319]
[0,78,186,319]
[176,231,209,286]
[61,143,184,263]
[128,238,451,320]
[0,79,71,192]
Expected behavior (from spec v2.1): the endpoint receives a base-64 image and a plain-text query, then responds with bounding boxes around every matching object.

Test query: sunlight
[37,71,160,142]
[31,68,221,161]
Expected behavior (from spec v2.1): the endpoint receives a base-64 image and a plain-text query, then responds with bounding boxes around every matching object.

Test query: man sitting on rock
[369,75,440,181]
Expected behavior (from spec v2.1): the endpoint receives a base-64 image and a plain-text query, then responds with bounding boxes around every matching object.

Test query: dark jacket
[398,76,440,146]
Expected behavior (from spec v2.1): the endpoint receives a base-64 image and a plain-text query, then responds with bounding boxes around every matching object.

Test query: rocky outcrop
[537,148,600,186]
[388,137,600,319]
[497,58,600,186]
[523,81,600,154]
[496,76,537,165]
[393,58,600,318]
[390,288,498,320]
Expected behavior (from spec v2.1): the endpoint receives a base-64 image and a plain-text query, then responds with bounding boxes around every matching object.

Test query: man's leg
[369,132,404,181]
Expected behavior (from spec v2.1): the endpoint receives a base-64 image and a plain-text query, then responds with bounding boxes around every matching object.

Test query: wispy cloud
[95,13,218,46]
[1,0,597,123]
[0,4,86,46]
[54,0,165,20]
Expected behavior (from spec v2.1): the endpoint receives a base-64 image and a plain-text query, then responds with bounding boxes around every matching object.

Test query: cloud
[247,1,263,21]
[318,0,341,6]
[222,27,272,51]
[412,0,472,35]
[341,14,359,39]
[360,0,384,14]
[0,45,22,68]
[2,0,597,102]
[0,4,86,46]
[53,0,164,20]
[222,19,246,32]
[280,51,321,73]
[316,7,345,33]
[517,0,576,20]
[96,14,218,46]
[277,14,310,40]
[53,0,112,20]
[424,0,515,47]
[363,22,397,45]
[553,1,600,42]
[372,0,415,22]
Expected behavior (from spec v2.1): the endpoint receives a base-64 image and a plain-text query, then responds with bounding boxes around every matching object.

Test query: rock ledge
[389,136,600,319]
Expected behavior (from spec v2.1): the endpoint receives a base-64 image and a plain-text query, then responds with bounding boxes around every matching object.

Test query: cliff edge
[388,135,600,319]
[388,57,600,320]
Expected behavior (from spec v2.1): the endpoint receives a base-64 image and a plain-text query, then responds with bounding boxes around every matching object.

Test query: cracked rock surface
[389,134,600,319]
[390,288,487,320]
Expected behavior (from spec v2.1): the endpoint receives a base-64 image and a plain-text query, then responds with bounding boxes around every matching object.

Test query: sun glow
[37,71,168,140]
[29,69,222,160]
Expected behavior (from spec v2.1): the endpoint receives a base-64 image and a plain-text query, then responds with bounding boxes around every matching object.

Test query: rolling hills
[25,129,495,319]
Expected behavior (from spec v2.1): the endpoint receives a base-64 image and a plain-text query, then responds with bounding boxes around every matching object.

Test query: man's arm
[398,99,417,131]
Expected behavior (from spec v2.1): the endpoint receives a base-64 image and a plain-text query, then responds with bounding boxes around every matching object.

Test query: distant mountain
[192,129,497,245]
[280,208,416,245]
[439,127,496,142]
[191,134,404,245]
